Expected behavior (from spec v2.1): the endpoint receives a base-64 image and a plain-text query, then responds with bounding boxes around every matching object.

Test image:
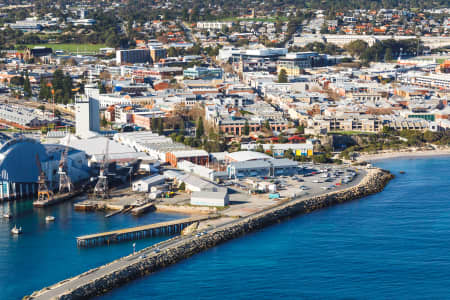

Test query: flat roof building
[116,49,151,65]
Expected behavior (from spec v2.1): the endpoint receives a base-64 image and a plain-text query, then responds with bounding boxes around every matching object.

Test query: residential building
[116,49,151,65]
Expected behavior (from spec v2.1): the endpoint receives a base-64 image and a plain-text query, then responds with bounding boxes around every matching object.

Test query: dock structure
[76,215,216,247]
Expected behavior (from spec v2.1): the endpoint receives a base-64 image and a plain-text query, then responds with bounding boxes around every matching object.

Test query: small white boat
[45,216,55,222]
[11,225,22,235]
[3,213,11,219]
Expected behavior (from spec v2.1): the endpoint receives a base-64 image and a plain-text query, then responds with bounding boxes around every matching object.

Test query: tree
[243,120,250,135]
[384,48,393,62]
[345,40,369,57]
[39,79,51,100]
[196,117,204,139]
[278,69,288,83]
[157,118,164,135]
[23,73,31,98]
[168,47,178,57]
[264,119,271,130]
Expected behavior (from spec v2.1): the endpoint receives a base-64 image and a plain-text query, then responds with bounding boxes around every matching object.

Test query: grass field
[16,43,108,53]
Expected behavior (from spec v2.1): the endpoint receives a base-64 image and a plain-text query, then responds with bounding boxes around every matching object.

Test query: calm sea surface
[0,197,187,299]
[2,156,450,299]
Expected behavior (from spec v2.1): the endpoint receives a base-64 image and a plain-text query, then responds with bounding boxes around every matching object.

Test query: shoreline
[26,168,394,300]
[356,148,450,162]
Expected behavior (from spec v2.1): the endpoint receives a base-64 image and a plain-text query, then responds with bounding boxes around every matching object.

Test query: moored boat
[45,216,55,222]
[11,225,22,235]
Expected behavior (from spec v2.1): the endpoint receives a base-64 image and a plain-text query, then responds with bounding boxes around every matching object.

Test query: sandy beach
[356,147,450,162]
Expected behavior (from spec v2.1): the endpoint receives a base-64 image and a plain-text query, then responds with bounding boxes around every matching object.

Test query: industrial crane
[58,136,73,194]
[36,154,53,202]
[94,139,109,199]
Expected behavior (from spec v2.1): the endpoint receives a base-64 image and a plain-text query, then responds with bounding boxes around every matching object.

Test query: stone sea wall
[27,168,393,300]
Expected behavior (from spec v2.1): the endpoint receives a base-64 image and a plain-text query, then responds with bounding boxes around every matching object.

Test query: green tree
[345,40,369,57]
[168,47,178,57]
[39,79,50,100]
[23,73,31,97]
[278,69,288,83]
[243,120,250,135]
[157,118,164,135]
[62,74,73,104]
[264,119,271,130]
[196,117,204,139]
[384,48,393,61]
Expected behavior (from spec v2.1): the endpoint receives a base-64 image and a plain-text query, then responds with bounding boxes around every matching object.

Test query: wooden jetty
[76,215,217,247]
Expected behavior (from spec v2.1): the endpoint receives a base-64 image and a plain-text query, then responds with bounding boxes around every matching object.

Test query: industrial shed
[190,189,229,207]
[132,175,165,192]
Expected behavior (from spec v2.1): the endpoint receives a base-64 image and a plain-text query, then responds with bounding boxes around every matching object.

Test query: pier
[76,215,216,247]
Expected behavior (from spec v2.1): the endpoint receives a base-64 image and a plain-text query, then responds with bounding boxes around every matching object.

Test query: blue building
[0,138,89,200]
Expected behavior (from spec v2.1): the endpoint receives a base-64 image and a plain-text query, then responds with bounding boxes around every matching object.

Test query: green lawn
[16,43,108,54]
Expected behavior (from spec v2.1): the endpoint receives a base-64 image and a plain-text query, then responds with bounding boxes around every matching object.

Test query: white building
[132,174,165,193]
[190,190,229,207]
[75,96,100,138]
[196,21,233,30]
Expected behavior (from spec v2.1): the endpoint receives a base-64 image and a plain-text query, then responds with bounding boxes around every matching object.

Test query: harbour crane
[36,154,53,202]
[58,136,73,194]
[94,139,109,199]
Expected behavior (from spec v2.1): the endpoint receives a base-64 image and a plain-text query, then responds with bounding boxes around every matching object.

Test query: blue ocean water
[0,197,187,300]
[95,156,450,300]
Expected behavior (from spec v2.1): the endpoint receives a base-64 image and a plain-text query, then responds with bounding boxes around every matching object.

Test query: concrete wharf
[76,215,215,247]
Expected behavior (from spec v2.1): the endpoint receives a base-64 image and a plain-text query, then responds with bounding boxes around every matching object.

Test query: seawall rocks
[27,168,393,300]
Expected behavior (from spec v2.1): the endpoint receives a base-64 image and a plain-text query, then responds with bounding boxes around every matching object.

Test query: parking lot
[221,163,366,218]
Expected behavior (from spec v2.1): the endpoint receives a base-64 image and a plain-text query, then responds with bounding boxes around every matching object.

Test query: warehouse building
[225,151,273,162]
[0,104,54,128]
[227,158,299,179]
[191,189,229,207]
[166,150,209,168]
[132,174,165,193]
[240,143,314,157]
[0,138,89,200]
